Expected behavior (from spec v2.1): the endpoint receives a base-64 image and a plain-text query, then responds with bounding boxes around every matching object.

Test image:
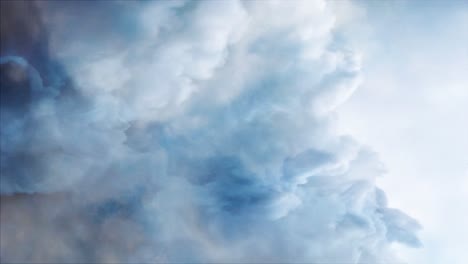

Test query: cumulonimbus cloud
[0,1,420,263]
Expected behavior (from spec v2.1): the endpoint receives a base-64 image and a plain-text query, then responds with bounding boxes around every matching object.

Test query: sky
[334,1,468,263]
[0,1,466,263]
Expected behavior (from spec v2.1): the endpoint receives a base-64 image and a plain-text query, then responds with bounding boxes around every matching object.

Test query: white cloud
[1,1,424,263]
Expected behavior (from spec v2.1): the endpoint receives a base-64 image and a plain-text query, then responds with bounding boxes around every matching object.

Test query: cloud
[0,0,420,263]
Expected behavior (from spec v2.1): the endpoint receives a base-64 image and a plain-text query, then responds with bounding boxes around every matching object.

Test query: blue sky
[335,1,468,263]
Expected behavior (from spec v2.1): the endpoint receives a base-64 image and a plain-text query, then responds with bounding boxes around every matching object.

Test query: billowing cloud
[0,1,420,263]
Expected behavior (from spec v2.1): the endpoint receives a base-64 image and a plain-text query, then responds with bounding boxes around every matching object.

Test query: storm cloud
[0,1,420,263]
